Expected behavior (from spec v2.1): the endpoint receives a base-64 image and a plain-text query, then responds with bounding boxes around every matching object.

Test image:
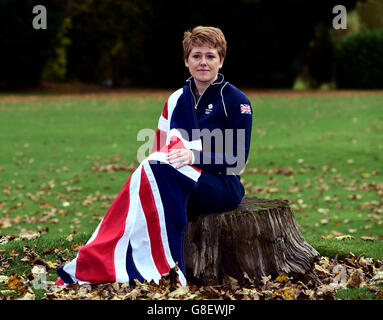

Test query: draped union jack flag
[56,87,202,287]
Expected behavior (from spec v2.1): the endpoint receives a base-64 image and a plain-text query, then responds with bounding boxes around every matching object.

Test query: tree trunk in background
[184,197,320,286]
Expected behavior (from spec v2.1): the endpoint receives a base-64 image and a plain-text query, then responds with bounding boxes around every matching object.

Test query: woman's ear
[219,57,224,69]
[184,59,189,68]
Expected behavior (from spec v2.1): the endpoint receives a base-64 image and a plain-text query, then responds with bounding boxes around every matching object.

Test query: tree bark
[184,197,320,286]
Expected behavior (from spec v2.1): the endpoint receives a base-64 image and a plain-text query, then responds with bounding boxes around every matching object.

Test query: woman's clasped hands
[167,148,194,169]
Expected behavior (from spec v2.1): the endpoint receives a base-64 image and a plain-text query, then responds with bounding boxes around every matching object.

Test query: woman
[56,26,252,287]
[180,26,253,219]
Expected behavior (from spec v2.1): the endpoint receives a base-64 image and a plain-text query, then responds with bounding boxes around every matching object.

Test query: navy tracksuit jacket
[184,74,253,218]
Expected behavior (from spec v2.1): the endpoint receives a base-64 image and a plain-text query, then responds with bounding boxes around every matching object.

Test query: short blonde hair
[183,26,227,61]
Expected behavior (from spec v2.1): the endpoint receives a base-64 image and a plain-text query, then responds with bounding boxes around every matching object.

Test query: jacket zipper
[189,81,200,131]
[189,81,209,110]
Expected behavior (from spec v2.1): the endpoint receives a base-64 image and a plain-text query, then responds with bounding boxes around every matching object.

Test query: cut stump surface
[184,197,320,285]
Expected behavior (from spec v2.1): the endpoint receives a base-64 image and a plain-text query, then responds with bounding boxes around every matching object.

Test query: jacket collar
[185,73,225,87]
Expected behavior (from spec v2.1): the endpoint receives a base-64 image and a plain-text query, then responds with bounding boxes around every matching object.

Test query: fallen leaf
[320,235,334,240]
[10,249,18,257]
[261,275,272,285]
[273,286,298,300]
[32,257,53,270]
[331,265,348,288]
[370,271,383,285]
[123,287,142,300]
[314,264,331,276]
[315,284,336,299]
[260,290,273,299]
[16,291,36,300]
[347,269,365,288]
[319,256,330,269]
[168,285,190,299]
[31,265,46,276]
[275,273,289,283]
[357,256,373,267]
[360,236,376,241]
[47,260,58,268]
[7,274,26,292]
[348,194,363,200]
[320,219,329,225]
[19,231,40,241]
[368,286,380,293]
[335,235,354,240]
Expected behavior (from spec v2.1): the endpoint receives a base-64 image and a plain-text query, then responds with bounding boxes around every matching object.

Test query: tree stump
[184,197,320,286]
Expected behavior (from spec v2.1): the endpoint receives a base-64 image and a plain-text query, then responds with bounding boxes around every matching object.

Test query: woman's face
[185,45,223,86]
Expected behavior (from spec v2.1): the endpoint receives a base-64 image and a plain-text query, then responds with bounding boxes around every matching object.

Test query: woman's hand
[167,148,193,169]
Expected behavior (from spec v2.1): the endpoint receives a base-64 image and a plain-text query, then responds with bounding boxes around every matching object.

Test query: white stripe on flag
[157,115,168,132]
[168,128,202,151]
[146,152,201,182]
[142,162,175,264]
[114,165,141,283]
[166,88,183,123]
[129,186,162,284]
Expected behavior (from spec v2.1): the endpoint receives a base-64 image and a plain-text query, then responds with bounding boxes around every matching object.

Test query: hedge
[335,28,383,89]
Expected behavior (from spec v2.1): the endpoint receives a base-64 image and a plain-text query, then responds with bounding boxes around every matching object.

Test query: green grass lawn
[242,94,383,260]
[0,91,382,299]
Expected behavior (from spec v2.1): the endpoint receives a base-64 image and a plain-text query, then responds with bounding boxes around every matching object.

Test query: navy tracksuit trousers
[186,170,244,221]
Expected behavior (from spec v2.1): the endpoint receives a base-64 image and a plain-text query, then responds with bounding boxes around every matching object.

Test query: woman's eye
[193,55,200,59]
[208,55,215,59]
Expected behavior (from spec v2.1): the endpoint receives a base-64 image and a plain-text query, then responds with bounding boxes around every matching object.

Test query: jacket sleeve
[191,95,253,175]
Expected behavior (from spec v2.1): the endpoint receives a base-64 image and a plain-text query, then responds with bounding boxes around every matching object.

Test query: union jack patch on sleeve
[240,104,251,114]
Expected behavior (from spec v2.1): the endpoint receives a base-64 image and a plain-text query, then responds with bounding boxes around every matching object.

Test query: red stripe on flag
[159,136,185,154]
[189,165,202,173]
[139,166,170,275]
[162,100,168,119]
[158,136,202,174]
[151,129,167,153]
[75,177,132,283]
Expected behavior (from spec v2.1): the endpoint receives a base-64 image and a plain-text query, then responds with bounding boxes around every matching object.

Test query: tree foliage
[335,28,383,88]
[1,0,362,89]
[0,0,65,88]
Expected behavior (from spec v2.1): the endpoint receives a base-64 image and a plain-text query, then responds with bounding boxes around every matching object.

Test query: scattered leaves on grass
[1,249,382,301]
